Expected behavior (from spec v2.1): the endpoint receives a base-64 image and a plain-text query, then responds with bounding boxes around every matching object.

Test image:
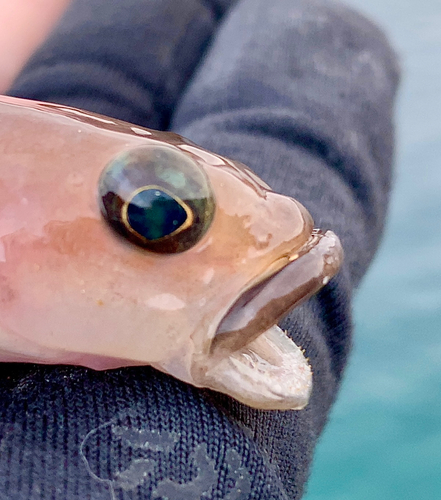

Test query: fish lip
[211,228,343,355]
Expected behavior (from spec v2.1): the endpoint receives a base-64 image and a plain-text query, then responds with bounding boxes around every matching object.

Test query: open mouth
[202,229,343,410]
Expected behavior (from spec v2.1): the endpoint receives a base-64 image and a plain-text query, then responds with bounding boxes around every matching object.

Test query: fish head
[0,96,343,410]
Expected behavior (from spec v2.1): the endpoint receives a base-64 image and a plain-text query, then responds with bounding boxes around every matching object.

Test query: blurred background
[0,0,439,499]
[305,1,441,499]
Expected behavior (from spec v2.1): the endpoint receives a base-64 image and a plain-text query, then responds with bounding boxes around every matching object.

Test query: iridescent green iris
[98,146,215,253]
[125,186,191,240]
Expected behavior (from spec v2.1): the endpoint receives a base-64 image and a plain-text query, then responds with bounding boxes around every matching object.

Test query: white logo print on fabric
[80,414,252,500]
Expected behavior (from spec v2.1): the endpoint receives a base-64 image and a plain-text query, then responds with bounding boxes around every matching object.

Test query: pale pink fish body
[0,96,343,410]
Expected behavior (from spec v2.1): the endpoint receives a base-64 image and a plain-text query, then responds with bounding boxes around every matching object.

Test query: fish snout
[251,192,315,254]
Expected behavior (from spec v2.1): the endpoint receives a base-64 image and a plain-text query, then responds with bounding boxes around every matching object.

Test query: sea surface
[304,1,441,499]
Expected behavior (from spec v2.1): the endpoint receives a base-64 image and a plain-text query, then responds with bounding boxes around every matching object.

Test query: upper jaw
[211,229,343,354]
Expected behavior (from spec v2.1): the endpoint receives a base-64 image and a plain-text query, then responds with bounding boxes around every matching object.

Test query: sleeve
[1,0,399,499]
[7,0,236,130]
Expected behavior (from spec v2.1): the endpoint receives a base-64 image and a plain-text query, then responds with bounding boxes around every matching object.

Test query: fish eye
[98,146,215,253]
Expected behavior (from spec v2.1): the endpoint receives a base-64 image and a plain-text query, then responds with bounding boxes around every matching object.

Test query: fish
[0,95,343,410]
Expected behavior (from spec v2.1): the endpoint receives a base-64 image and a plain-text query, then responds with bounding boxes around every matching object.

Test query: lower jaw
[202,325,312,410]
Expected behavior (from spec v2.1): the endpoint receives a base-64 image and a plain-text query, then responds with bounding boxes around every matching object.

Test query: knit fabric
[3,0,399,498]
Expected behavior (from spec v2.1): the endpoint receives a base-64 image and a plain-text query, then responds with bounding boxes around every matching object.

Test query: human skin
[0,0,71,92]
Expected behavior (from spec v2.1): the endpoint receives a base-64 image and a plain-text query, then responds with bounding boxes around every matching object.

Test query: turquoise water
[305,1,441,499]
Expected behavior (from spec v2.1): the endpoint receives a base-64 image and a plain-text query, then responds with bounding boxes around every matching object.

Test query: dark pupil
[127,189,187,241]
